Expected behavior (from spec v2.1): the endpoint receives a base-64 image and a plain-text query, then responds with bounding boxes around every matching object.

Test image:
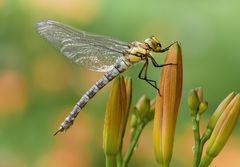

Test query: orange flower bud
[153,42,183,166]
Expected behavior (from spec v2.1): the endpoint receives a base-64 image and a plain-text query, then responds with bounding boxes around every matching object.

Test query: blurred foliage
[0,0,240,167]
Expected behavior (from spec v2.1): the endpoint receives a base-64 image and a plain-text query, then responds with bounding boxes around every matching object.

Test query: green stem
[117,134,124,167]
[106,155,117,167]
[117,152,122,167]
[192,114,201,167]
[159,163,170,167]
[198,154,214,167]
[198,140,205,165]
[121,123,145,167]
[198,130,211,164]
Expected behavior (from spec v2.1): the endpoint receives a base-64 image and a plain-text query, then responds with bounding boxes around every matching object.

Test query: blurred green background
[0,0,240,167]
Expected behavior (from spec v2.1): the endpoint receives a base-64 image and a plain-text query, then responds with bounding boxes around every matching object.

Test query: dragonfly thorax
[126,41,150,63]
[144,36,162,52]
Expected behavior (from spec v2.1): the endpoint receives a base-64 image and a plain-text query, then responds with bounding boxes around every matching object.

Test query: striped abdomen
[54,58,131,135]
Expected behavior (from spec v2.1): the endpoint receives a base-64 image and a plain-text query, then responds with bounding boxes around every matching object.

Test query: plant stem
[198,154,214,167]
[198,130,211,164]
[106,155,117,167]
[121,123,144,167]
[117,152,122,167]
[198,139,205,165]
[192,114,201,167]
[117,134,124,167]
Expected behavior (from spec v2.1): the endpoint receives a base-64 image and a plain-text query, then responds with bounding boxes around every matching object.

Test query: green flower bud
[130,112,138,130]
[136,95,150,117]
[195,87,204,102]
[188,89,200,115]
[200,93,240,167]
[132,95,154,125]
[206,92,236,131]
[199,101,208,115]
[150,98,156,112]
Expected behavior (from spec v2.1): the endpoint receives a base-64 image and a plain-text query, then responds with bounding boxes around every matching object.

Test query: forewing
[36,20,129,72]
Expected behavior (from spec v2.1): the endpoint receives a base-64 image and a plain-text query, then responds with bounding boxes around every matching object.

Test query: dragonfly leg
[148,55,177,67]
[138,59,160,93]
[159,41,178,52]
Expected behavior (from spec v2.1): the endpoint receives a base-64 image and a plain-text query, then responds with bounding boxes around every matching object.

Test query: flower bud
[125,77,132,113]
[121,77,132,136]
[153,42,182,167]
[150,98,156,112]
[206,92,236,131]
[199,101,208,115]
[130,113,138,130]
[195,87,204,102]
[200,93,240,167]
[136,96,150,116]
[132,95,154,126]
[103,75,128,167]
[188,89,200,115]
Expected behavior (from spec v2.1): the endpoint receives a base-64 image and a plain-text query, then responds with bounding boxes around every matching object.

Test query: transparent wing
[36,20,129,72]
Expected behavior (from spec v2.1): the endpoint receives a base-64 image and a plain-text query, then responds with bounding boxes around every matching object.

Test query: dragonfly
[36,20,176,135]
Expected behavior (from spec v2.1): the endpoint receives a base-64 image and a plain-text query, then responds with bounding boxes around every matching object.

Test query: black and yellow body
[126,36,164,64]
[35,19,175,134]
[124,36,175,93]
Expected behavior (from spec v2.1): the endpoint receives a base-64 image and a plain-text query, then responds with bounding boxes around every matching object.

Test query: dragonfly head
[144,36,162,52]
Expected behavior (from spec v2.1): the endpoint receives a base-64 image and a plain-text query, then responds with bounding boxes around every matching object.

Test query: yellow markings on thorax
[127,54,142,63]
[126,42,149,63]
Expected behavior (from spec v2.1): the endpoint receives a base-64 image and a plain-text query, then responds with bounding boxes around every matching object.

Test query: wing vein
[36,20,129,72]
